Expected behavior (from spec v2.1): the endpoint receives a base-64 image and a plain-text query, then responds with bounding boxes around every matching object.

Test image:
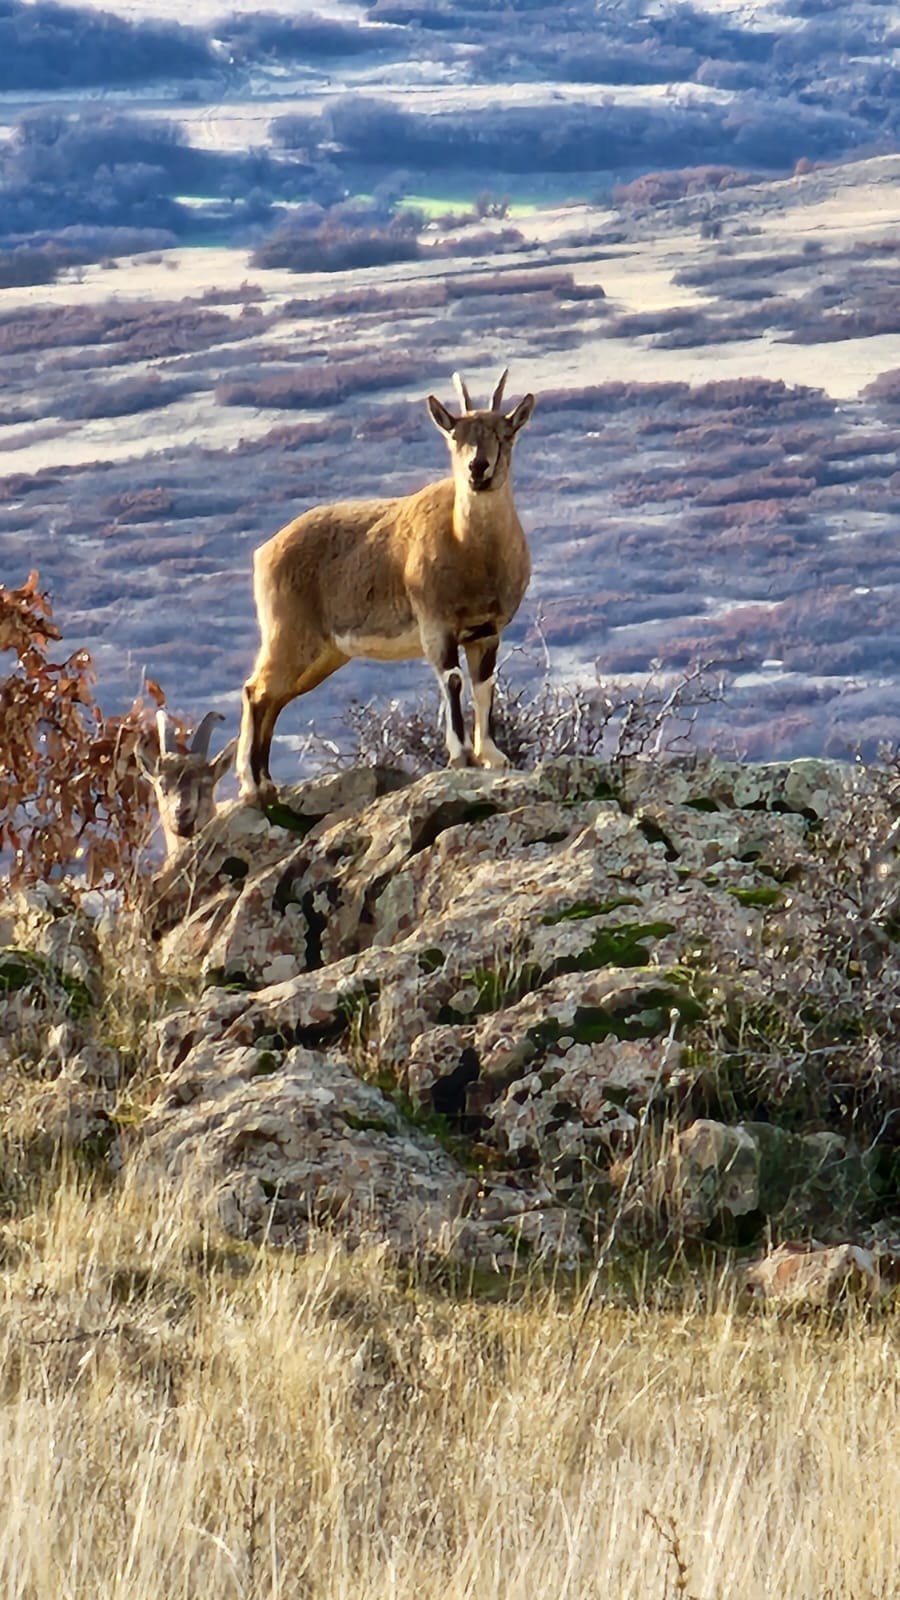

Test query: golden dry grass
[0,1171,896,1599]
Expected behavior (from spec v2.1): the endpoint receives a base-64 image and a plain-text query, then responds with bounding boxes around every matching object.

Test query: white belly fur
[334,626,423,662]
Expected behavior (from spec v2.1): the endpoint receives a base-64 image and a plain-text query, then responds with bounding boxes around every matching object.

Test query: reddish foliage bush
[613,166,760,206]
[444,270,575,300]
[101,487,176,522]
[283,283,446,319]
[0,302,245,364]
[0,572,181,886]
[862,369,900,405]
[253,219,420,273]
[215,353,419,410]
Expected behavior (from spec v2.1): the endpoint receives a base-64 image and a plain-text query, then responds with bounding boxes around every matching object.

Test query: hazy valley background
[3,0,900,775]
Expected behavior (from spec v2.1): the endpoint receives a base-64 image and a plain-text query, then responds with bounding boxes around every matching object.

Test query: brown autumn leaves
[0,571,184,885]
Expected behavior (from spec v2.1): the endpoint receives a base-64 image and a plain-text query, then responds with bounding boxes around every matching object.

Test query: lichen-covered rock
[663,1119,879,1240]
[0,887,103,1033]
[121,754,899,1266]
[744,1242,884,1307]
[26,1074,114,1160]
[131,1039,585,1269]
[2,884,102,996]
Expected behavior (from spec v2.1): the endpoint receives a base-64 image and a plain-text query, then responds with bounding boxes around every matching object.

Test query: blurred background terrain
[2,0,900,768]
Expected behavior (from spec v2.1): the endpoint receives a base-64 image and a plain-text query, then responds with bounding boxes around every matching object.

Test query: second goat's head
[427,368,535,495]
[141,710,237,854]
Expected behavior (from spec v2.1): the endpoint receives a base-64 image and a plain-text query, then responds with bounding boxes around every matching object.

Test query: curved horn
[156,709,177,756]
[490,368,509,411]
[452,371,473,414]
[190,710,224,756]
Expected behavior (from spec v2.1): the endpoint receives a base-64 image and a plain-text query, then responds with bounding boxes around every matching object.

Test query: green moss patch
[528,982,702,1050]
[264,801,321,835]
[567,921,677,971]
[726,886,784,909]
[0,947,94,1018]
[341,1111,397,1135]
[542,896,641,924]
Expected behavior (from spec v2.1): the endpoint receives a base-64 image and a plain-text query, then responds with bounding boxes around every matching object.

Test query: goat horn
[156,709,177,756]
[190,711,224,756]
[452,371,473,413]
[490,369,509,411]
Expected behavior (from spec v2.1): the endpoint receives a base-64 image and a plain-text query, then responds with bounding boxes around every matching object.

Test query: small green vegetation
[0,947,94,1018]
[389,1090,482,1170]
[418,948,447,973]
[202,969,260,993]
[528,981,701,1051]
[727,886,784,909]
[463,962,546,1016]
[0,949,49,992]
[341,1111,396,1136]
[253,1050,281,1077]
[542,896,641,924]
[263,801,319,835]
[439,920,679,1024]
[569,921,677,971]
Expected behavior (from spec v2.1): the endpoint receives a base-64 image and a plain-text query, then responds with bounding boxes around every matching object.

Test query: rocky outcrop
[4,755,900,1287]
[744,1242,887,1308]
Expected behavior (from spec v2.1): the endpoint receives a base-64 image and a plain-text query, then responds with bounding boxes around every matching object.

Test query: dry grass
[0,1171,896,1599]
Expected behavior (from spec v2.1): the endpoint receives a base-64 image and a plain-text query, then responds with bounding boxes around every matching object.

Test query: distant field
[399,194,541,220]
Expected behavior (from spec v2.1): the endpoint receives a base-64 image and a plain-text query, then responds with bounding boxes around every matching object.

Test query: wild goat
[237,369,535,804]
[141,710,237,856]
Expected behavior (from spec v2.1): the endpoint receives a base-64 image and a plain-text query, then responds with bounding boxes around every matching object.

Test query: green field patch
[397,193,538,220]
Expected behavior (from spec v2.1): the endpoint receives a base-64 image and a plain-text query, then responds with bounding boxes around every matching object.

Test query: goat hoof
[449,747,475,770]
[474,745,510,770]
[241,779,278,809]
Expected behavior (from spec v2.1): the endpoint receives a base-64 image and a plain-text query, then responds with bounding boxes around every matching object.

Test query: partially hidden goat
[142,710,237,856]
[237,369,535,804]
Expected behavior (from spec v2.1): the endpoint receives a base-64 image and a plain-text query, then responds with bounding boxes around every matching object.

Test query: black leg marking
[447,668,466,745]
[474,640,498,683]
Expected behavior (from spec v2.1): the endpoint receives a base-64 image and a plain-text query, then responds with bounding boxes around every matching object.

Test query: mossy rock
[0,946,94,1018]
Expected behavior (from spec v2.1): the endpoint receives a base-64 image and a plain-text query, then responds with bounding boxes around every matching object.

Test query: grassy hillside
[1,1171,897,1599]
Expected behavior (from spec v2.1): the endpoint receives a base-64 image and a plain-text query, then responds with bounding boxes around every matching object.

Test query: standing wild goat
[237,369,535,804]
[141,710,237,856]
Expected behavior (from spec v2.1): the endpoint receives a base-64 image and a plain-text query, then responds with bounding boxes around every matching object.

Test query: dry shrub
[334,673,612,775]
[216,352,419,410]
[0,572,180,886]
[444,270,576,301]
[0,301,244,365]
[862,368,900,406]
[283,282,446,318]
[328,656,723,776]
[253,218,420,273]
[613,164,759,206]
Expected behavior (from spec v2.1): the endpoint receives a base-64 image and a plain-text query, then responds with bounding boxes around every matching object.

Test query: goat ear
[211,737,238,784]
[507,393,535,432]
[427,395,456,435]
[134,740,158,778]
